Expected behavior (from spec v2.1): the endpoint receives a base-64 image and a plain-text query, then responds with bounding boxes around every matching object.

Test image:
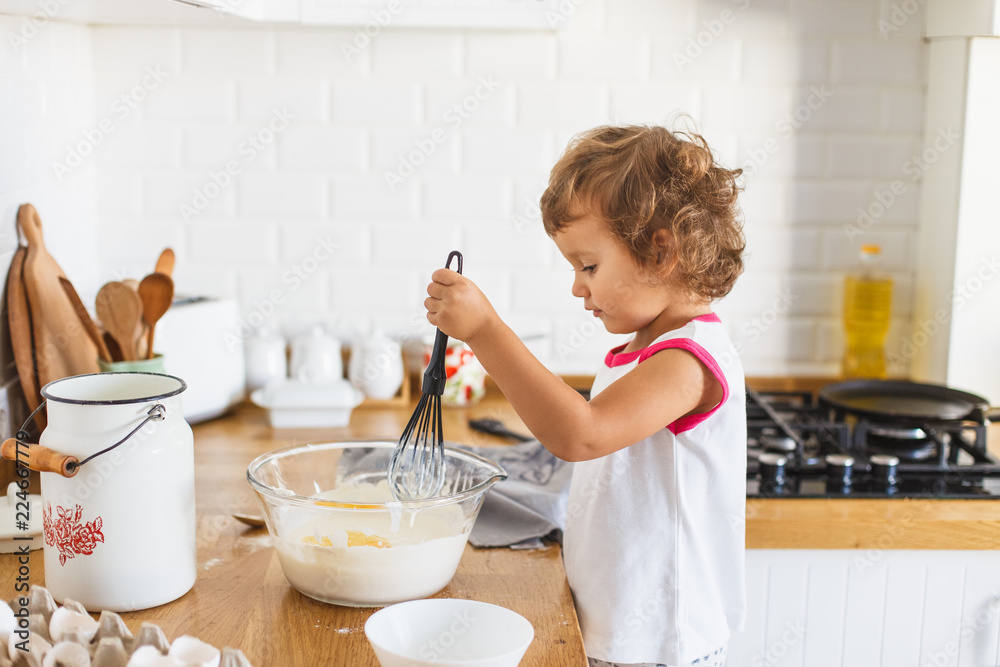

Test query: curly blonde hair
[540,124,745,301]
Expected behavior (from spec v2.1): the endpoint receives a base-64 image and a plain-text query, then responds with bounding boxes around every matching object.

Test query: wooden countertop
[2,396,586,666]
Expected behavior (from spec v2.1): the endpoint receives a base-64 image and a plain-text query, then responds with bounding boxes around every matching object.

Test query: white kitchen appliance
[153,297,246,423]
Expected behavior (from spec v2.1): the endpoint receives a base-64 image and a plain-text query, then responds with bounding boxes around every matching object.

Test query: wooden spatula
[95,281,143,362]
[138,272,174,360]
[155,248,175,278]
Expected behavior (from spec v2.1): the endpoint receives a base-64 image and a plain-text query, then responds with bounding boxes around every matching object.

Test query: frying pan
[817,379,990,424]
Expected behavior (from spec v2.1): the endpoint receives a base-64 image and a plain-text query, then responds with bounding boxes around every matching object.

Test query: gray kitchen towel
[450,440,572,549]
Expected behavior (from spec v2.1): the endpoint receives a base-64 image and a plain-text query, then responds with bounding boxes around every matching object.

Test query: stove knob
[870,454,899,486]
[758,453,788,486]
[762,435,797,454]
[825,454,855,488]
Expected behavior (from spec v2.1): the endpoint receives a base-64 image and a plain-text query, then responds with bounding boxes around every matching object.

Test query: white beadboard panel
[274,28,370,79]
[743,225,822,271]
[279,126,368,172]
[369,31,462,79]
[369,222,463,269]
[826,134,922,179]
[277,222,370,266]
[802,564,848,666]
[423,79,515,127]
[701,86,796,133]
[958,565,1000,667]
[462,128,552,174]
[741,39,831,84]
[881,565,926,667]
[187,222,279,264]
[608,84,701,126]
[235,77,327,125]
[919,565,969,667]
[330,81,422,124]
[649,37,742,83]
[143,170,236,219]
[144,77,236,122]
[332,174,419,219]
[370,127,459,173]
[422,175,511,221]
[237,172,327,219]
[728,553,769,664]
[516,82,608,129]
[556,36,650,81]
[762,560,809,667]
[464,32,557,80]
[842,563,888,666]
[180,28,273,77]
[832,40,926,86]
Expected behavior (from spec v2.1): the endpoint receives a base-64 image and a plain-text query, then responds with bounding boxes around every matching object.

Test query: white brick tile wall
[831,41,925,85]
[239,266,328,313]
[424,79,515,126]
[280,126,368,171]
[187,222,279,264]
[331,81,422,123]
[97,218,185,265]
[370,32,462,78]
[181,29,273,77]
[422,175,511,220]
[462,128,552,173]
[825,134,919,178]
[237,172,328,219]
[7,0,925,378]
[275,29,369,78]
[236,77,327,124]
[517,82,608,128]
[464,33,557,80]
[333,174,419,219]
[556,36,650,81]
[608,84,701,125]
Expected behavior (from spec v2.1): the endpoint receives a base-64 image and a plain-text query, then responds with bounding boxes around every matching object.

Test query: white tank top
[563,314,747,665]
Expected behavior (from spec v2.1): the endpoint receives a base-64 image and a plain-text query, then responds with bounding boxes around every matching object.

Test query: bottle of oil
[842,244,893,379]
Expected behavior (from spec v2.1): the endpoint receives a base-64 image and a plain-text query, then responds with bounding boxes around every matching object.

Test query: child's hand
[425,269,499,343]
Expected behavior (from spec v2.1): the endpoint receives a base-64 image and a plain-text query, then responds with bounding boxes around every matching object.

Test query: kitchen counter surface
[3,396,586,666]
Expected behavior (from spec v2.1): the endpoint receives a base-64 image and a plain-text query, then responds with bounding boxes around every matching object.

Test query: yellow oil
[842,249,893,378]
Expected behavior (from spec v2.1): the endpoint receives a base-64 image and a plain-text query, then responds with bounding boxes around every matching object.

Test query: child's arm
[426,269,722,462]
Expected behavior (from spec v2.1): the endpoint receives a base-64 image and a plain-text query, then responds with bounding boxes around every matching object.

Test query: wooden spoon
[155,248,175,278]
[95,281,143,362]
[138,272,174,360]
[58,277,113,363]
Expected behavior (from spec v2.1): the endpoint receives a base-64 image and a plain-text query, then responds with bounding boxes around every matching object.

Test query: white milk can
[26,373,195,611]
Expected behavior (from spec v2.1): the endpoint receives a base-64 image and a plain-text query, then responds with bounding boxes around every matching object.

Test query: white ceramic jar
[290,326,343,384]
[243,326,287,392]
[39,373,196,612]
[348,331,404,400]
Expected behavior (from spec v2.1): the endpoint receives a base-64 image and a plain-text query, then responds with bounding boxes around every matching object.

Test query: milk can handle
[1,402,167,478]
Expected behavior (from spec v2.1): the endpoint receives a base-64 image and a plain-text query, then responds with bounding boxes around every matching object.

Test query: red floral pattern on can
[43,504,105,566]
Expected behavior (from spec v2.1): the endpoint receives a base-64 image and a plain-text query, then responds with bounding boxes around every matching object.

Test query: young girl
[425,125,746,667]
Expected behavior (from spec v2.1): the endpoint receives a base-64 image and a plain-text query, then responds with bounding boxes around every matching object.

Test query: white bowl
[250,379,363,428]
[365,599,533,667]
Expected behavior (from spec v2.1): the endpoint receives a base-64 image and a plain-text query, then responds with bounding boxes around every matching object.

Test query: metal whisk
[388,250,463,500]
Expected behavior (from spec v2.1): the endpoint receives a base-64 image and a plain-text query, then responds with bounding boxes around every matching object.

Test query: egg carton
[0,586,252,667]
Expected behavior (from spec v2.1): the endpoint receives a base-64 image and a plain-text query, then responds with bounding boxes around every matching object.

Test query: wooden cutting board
[5,243,43,429]
[17,204,99,398]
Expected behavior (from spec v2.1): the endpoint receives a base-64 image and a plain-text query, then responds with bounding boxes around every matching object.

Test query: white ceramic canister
[348,331,404,400]
[38,372,196,612]
[289,326,342,384]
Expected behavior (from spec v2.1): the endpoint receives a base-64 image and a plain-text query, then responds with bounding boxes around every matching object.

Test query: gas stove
[746,387,1000,499]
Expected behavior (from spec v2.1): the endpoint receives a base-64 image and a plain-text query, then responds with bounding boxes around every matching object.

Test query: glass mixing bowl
[246,441,507,607]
